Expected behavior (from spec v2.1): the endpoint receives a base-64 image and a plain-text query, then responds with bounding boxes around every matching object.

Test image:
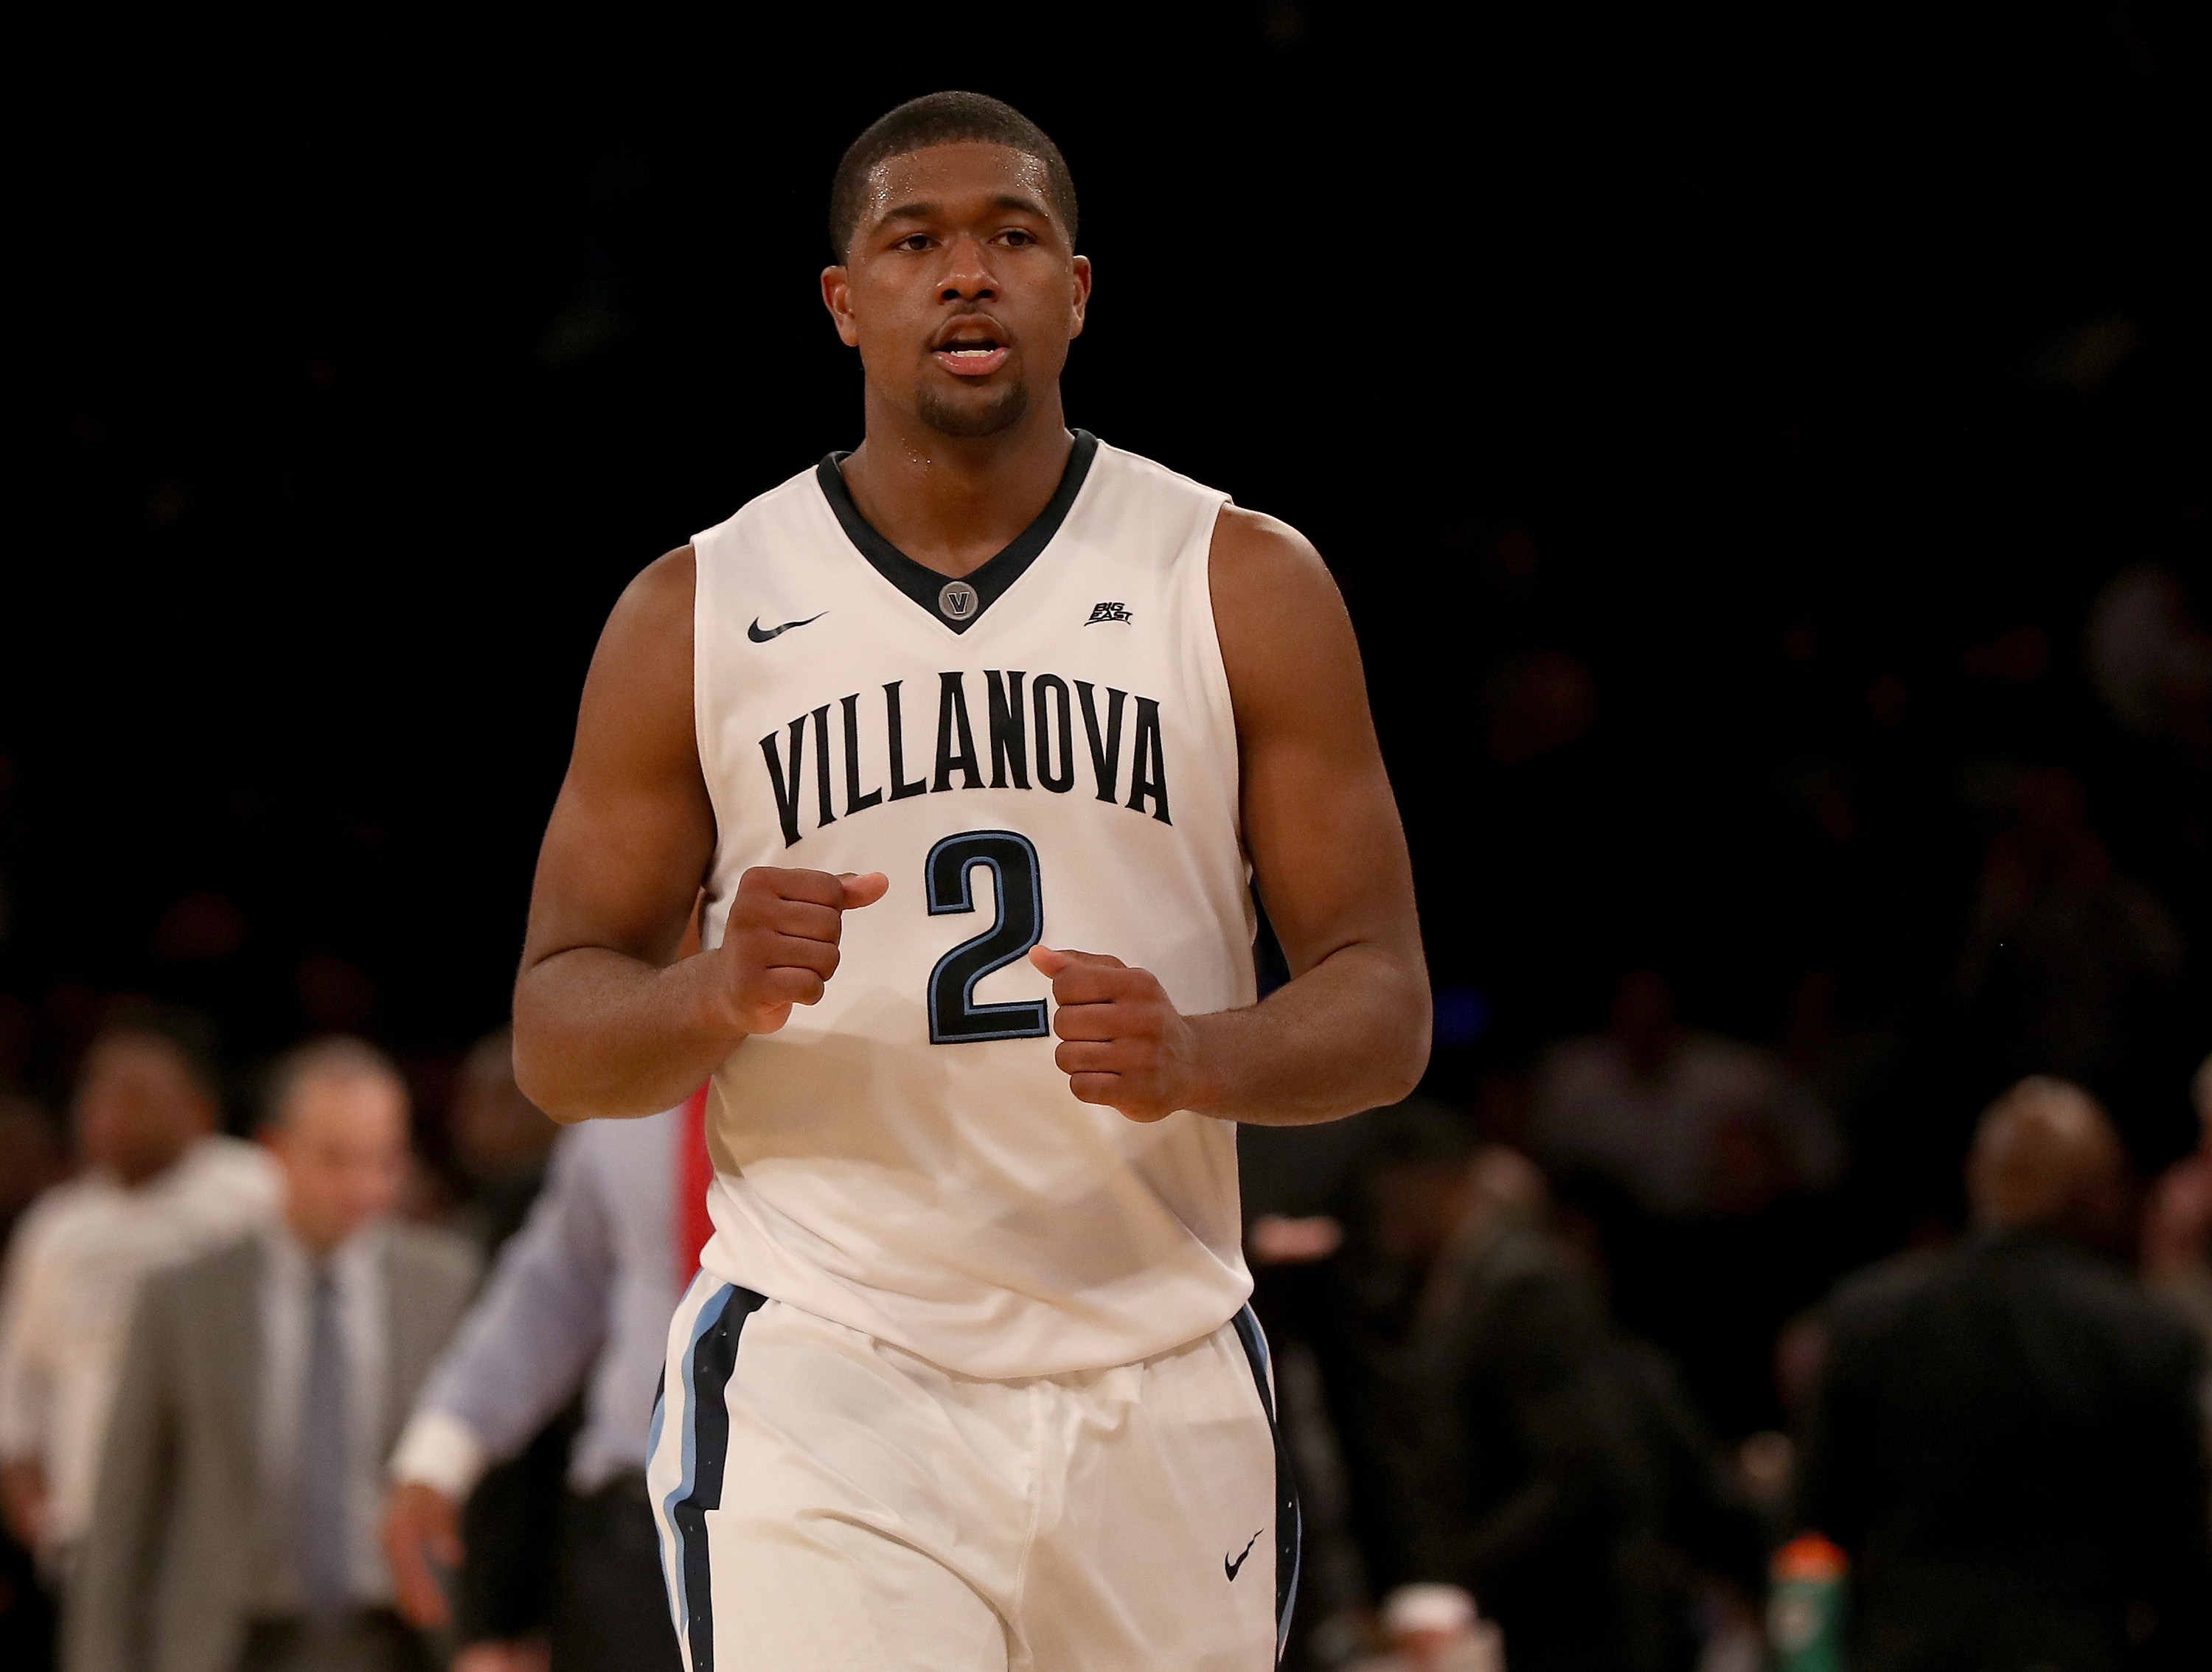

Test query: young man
[512,91,1427,1671]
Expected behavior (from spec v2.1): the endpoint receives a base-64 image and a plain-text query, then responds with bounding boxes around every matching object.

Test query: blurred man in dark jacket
[1799,1076,2212,1671]
[1362,1109,1761,1672]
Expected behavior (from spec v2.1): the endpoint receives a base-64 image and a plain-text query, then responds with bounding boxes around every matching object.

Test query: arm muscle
[1200,506,1429,1122]
[512,548,726,1120]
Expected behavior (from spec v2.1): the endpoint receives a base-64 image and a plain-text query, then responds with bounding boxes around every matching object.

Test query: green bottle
[1768,1533,1847,1671]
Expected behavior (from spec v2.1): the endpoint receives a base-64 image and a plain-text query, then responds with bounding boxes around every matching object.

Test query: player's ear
[1068,254,1091,340]
[821,266,861,348]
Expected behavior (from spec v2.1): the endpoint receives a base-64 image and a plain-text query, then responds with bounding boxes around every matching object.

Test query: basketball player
[512,93,1428,1672]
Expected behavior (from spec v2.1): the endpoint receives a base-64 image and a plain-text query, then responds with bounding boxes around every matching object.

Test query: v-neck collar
[815,431,1099,634]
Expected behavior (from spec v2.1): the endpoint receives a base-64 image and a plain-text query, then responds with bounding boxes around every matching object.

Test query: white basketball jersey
[690,433,1257,1379]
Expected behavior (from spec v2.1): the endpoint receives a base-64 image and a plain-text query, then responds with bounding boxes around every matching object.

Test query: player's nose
[938,234,997,302]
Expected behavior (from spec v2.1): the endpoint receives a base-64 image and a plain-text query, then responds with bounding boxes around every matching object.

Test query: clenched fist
[1029,947,1211,1122]
[717,866,888,1034]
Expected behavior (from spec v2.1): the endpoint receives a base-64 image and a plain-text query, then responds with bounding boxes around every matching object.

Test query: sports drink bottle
[1768,1533,1846,1671]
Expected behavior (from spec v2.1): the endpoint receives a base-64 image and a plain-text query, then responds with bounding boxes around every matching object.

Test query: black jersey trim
[815,431,1099,634]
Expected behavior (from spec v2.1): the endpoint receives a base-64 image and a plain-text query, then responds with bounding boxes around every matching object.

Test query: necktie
[295,1261,351,1626]
[675,1084,714,1291]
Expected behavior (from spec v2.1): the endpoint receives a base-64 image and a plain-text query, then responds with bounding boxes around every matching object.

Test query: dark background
[7,3,2207,1262]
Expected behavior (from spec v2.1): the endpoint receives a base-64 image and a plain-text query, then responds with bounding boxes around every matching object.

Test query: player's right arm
[511,548,886,1124]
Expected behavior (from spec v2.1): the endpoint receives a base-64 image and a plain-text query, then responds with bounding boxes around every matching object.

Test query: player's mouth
[931,321,1011,377]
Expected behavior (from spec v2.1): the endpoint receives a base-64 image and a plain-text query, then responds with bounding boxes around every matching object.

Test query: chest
[720,551,1208,828]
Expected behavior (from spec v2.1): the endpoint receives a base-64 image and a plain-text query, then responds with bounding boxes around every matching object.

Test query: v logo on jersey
[748,613,826,643]
[1223,1529,1262,1582]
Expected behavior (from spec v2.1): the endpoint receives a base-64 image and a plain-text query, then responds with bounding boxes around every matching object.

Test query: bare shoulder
[1207,505,1346,625]
[1206,505,1363,736]
[600,543,697,650]
[572,545,697,754]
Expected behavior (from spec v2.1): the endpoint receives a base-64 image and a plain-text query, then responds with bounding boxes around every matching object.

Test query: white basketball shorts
[646,1278,1299,1671]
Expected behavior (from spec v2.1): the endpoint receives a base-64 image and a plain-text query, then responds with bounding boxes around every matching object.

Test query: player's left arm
[1030,506,1429,1124]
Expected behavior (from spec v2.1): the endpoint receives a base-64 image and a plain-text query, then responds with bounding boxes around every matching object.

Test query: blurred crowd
[1242,1054,2212,1671]
[0,982,2205,1670]
[0,1009,700,1672]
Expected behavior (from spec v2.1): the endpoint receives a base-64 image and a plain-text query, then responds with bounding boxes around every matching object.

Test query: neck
[285,1211,354,1257]
[114,1142,194,1190]
[841,383,1074,578]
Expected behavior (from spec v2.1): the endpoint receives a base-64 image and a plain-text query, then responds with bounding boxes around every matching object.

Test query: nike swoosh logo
[1224,1529,1262,1581]
[748,613,825,643]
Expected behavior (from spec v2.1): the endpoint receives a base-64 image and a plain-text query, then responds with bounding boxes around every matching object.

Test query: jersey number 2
[925,830,1048,1044]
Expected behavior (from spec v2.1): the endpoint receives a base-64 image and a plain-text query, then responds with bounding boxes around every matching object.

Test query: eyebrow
[875,201,941,227]
[871,194,1055,234]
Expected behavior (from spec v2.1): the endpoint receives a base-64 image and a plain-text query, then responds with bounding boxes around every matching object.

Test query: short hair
[260,1036,407,1131]
[829,91,1078,261]
[82,1006,222,1104]
[1967,1075,2123,1233]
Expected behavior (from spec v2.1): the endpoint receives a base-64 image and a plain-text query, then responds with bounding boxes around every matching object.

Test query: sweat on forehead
[828,90,1078,260]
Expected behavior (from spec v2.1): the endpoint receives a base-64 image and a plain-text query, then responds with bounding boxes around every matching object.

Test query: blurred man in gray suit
[66,1038,479,1672]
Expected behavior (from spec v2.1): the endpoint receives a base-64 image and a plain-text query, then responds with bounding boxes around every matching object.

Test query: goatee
[917,380,1030,439]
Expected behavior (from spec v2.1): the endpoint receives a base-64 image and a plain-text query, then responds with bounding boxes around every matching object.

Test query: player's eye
[1001,229,1036,247]
[894,233,935,252]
